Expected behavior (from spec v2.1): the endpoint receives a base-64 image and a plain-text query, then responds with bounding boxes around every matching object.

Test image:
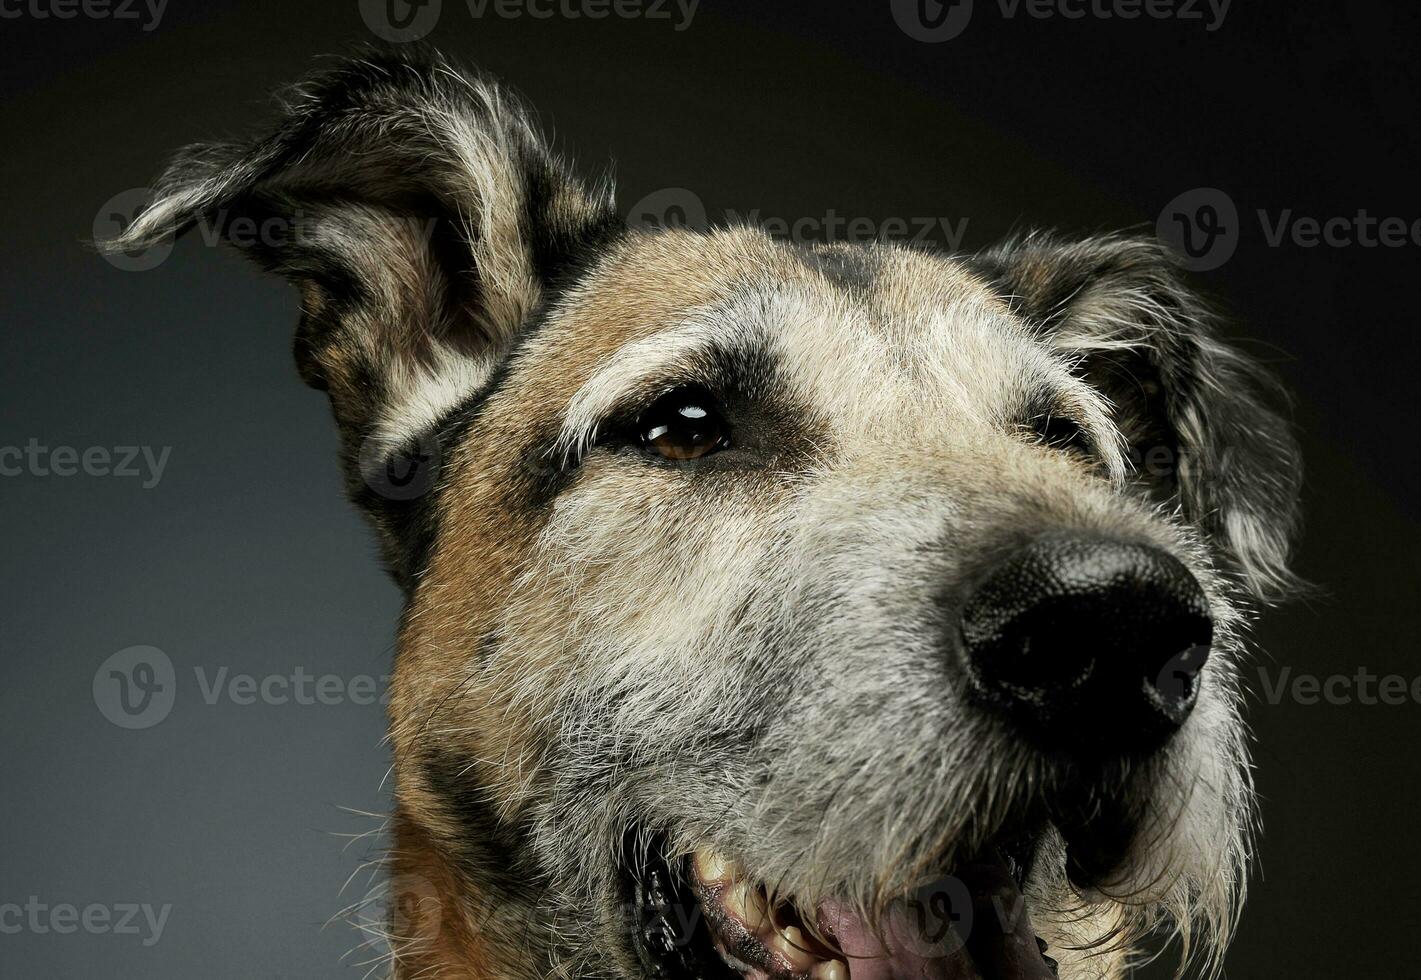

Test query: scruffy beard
[498,695,1252,980]
[464,594,1254,978]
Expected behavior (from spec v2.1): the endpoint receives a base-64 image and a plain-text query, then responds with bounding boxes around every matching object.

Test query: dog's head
[114,49,1302,980]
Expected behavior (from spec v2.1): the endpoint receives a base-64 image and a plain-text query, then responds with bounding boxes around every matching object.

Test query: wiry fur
[970,233,1304,603]
[106,49,1301,980]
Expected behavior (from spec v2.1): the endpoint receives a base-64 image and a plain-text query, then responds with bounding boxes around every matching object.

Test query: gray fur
[107,50,1301,980]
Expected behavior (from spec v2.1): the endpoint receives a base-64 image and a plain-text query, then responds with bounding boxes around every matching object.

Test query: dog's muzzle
[629,534,1218,979]
[959,533,1214,754]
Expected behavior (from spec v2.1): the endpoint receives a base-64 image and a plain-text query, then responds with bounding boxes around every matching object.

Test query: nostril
[958,533,1213,754]
[1146,636,1213,721]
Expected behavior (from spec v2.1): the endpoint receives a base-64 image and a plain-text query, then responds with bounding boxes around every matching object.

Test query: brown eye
[638,389,730,462]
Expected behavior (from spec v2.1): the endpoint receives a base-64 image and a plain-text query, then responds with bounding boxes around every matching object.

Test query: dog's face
[118,50,1301,980]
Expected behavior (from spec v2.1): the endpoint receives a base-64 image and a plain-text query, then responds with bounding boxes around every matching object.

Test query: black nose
[958,534,1213,753]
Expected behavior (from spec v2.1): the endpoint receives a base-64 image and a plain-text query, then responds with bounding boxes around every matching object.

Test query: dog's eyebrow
[1047,376,1131,485]
[552,311,765,465]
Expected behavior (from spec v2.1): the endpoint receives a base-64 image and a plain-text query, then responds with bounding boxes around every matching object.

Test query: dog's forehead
[514,227,1052,427]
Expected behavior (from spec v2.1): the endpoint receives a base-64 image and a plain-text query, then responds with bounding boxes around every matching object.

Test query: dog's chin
[623,752,1190,979]
[629,839,1066,980]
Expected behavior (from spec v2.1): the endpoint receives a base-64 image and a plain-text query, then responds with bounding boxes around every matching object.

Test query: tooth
[711,876,771,933]
[718,880,748,917]
[741,883,771,932]
[776,925,817,970]
[812,962,848,980]
[692,848,736,886]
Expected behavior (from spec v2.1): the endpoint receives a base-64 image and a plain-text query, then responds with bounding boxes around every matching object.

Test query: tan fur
[110,52,1297,979]
[388,229,1171,977]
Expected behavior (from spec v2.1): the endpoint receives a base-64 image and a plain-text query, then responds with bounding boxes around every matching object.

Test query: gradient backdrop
[2,1,1418,976]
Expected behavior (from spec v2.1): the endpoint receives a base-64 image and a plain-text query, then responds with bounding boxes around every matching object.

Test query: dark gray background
[2,0,1417,977]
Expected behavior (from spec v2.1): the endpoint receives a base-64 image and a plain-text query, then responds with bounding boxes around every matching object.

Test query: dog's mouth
[630,840,1059,980]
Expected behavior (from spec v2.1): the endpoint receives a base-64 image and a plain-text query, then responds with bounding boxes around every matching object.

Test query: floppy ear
[105,48,621,586]
[971,233,1303,602]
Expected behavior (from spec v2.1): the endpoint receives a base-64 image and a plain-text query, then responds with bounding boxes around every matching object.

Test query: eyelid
[611,380,721,436]
[555,322,766,469]
[1023,396,1096,455]
[554,374,705,467]
[1020,376,1130,483]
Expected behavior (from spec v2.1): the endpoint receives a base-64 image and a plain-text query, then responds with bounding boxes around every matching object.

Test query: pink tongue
[816,857,1056,980]
[817,900,973,979]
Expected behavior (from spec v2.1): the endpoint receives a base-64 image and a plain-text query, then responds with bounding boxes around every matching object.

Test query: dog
[108,47,1302,980]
